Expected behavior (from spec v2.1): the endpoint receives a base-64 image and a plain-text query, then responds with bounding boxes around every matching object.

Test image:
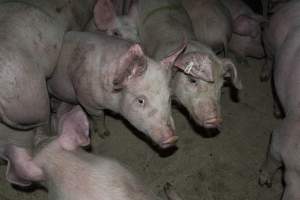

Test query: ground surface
[0,57,283,200]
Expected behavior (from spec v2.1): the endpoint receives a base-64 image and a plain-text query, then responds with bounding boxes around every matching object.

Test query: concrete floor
[0,57,283,200]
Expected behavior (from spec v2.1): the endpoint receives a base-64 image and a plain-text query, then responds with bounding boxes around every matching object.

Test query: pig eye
[188,77,197,84]
[112,30,122,37]
[136,96,146,107]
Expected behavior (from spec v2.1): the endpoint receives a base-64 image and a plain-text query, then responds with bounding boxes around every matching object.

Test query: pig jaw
[193,99,222,128]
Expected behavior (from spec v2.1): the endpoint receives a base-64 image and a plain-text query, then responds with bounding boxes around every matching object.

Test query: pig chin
[148,127,178,149]
[192,112,222,129]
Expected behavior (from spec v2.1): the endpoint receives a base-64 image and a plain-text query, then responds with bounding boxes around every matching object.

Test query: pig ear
[127,0,139,21]
[94,0,117,31]
[222,58,243,90]
[57,106,90,151]
[160,39,187,68]
[112,43,147,90]
[0,145,44,187]
[174,53,214,82]
[233,15,259,38]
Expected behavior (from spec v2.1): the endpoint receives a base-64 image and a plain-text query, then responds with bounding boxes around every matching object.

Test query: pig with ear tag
[48,31,186,149]
[137,0,242,129]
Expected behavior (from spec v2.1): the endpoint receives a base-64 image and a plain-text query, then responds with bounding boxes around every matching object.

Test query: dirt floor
[0,57,283,200]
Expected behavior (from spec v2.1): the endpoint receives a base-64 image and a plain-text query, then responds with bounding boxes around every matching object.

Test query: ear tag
[184,61,194,74]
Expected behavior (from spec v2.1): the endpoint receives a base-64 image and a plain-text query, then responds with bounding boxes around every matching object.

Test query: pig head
[220,0,266,58]
[87,0,139,42]
[47,31,185,148]
[172,42,242,128]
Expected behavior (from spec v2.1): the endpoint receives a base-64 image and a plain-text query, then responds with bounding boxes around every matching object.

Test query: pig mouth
[159,136,178,149]
[203,118,222,129]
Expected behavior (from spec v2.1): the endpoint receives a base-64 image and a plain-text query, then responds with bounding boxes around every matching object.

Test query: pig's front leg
[90,111,110,139]
[259,129,283,187]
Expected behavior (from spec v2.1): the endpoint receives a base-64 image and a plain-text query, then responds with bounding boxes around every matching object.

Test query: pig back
[264,0,300,54]
[0,0,95,30]
[138,0,195,59]
[182,0,232,52]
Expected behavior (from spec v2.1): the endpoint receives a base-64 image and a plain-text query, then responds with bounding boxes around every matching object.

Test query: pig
[86,0,139,42]
[219,0,266,60]
[47,31,186,149]
[258,1,300,199]
[0,0,95,136]
[137,0,242,128]
[0,105,182,200]
[181,0,233,55]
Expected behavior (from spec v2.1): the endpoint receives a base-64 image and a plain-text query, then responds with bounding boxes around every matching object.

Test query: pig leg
[90,111,110,139]
[259,128,283,187]
[164,182,184,200]
[260,34,272,81]
[260,57,272,81]
[283,171,300,200]
[280,118,300,200]
[273,95,284,118]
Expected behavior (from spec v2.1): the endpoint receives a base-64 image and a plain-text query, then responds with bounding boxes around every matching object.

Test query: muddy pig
[220,0,265,60]
[0,0,95,140]
[181,0,233,54]
[137,0,242,128]
[258,1,300,199]
[47,31,186,148]
[0,105,183,200]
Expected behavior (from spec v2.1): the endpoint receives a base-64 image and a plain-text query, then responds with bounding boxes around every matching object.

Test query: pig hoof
[258,169,273,187]
[260,71,271,82]
[273,109,284,118]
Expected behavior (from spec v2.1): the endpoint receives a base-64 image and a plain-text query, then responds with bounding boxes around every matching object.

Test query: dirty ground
[0,57,283,200]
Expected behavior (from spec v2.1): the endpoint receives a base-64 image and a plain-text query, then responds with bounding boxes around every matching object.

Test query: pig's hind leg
[259,127,283,187]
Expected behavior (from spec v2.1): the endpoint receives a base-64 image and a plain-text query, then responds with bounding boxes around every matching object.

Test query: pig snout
[203,117,223,128]
[194,100,222,128]
[150,125,178,149]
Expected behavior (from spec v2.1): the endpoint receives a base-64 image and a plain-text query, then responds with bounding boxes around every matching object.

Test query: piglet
[0,105,183,200]
[220,0,266,60]
[258,1,300,199]
[47,31,185,149]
